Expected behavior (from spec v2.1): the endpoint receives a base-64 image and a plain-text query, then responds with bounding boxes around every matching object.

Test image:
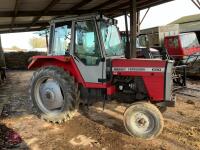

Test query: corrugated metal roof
[170,13,200,24]
[0,0,174,34]
[169,13,200,33]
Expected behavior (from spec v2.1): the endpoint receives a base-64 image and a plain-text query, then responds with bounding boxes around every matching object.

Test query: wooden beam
[124,12,130,59]
[129,0,137,58]
[197,0,200,6]
[10,0,20,31]
[0,10,91,17]
[191,0,200,9]
[0,22,49,29]
[0,27,47,34]
[106,0,173,14]
[103,0,153,12]
[138,0,173,10]
[137,10,140,34]
[0,35,5,73]
[29,0,61,28]
[70,0,92,10]
[0,0,174,17]
[91,0,121,10]
[102,0,150,13]
[106,2,129,12]
[140,8,150,25]
[106,0,173,15]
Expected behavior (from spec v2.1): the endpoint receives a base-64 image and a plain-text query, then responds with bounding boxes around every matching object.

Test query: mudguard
[28,56,84,84]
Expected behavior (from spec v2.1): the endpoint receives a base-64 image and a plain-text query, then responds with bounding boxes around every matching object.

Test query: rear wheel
[124,102,164,139]
[30,66,80,123]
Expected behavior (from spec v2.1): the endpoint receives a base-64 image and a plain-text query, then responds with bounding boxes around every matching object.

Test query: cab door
[72,19,105,83]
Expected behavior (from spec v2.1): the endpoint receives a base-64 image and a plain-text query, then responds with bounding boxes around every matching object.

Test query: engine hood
[112,58,167,73]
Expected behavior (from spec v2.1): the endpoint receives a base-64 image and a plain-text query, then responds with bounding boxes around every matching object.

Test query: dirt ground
[0,71,200,150]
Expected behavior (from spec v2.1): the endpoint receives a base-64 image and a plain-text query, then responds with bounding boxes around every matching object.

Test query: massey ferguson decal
[112,67,165,72]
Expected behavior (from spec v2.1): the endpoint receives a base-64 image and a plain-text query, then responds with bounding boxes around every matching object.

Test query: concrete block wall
[4,51,47,70]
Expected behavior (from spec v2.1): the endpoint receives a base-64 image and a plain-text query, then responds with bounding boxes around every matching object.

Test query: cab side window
[51,22,72,55]
[75,20,101,65]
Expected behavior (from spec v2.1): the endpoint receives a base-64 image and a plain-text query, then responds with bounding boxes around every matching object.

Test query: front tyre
[30,66,79,123]
[124,102,164,139]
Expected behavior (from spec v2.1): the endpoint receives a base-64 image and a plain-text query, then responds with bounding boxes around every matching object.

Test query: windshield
[180,33,199,49]
[100,22,124,56]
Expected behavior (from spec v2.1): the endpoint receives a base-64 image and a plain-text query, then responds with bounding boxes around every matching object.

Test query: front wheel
[124,102,164,139]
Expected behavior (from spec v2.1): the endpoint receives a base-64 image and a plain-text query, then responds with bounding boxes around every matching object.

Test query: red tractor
[163,32,200,85]
[164,32,200,63]
[28,14,175,139]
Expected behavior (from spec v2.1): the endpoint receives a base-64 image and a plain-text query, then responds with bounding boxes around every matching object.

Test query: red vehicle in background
[162,32,200,86]
[164,32,200,63]
[121,31,200,86]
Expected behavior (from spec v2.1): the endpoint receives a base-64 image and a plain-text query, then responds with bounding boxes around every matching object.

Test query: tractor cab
[48,15,124,83]
[49,15,124,58]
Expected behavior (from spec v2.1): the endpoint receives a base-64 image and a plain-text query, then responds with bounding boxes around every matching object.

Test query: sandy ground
[0,71,200,150]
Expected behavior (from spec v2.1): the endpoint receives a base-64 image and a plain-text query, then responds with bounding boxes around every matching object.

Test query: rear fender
[28,56,85,84]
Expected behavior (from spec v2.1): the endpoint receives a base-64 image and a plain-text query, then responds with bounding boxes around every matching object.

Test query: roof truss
[0,0,174,34]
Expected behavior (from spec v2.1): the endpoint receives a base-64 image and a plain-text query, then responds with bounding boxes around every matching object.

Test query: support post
[0,35,2,50]
[0,35,6,80]
[129,0,137,58]
[45,30,49,49]
[0,35,5,68]
[124,12,130,59]
[137,10,140,35]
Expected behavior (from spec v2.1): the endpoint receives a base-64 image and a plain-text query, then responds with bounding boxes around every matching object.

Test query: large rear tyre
[29,66,80,123]
[124,102,164,140]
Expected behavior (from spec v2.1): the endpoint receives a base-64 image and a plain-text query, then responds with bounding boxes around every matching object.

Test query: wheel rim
[124,107,155,137]
[130,111,154,134]
[34,76,64,114]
